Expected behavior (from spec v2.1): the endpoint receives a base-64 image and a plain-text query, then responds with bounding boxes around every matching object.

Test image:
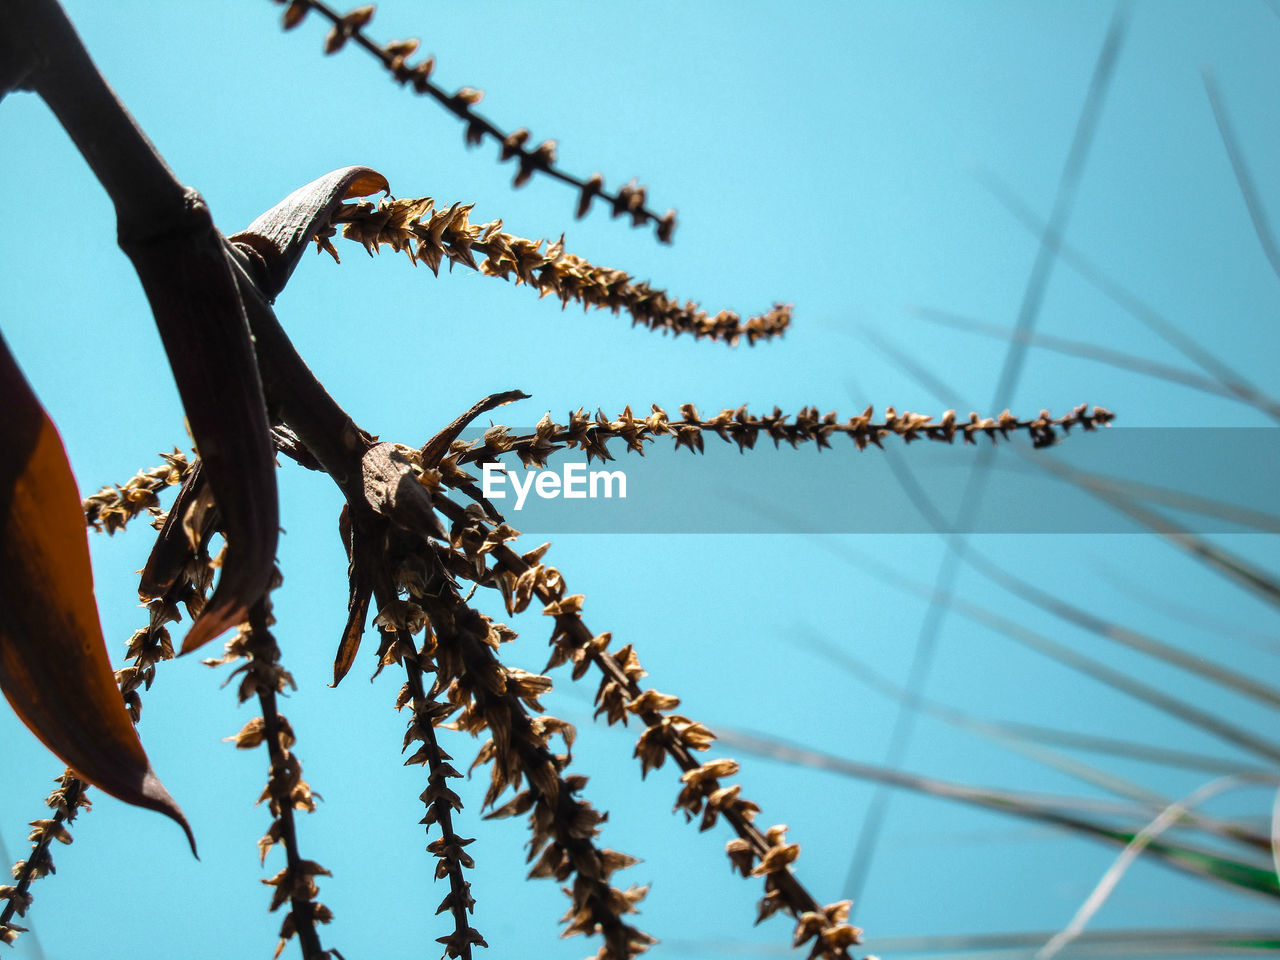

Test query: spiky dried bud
[451,86,484,108]
[656,208,677,242]
[282,0,309,29]
[500,127,530,161]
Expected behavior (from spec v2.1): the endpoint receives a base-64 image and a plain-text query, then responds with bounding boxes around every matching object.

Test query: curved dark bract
[230,166,389,300]
[119,191,281,656]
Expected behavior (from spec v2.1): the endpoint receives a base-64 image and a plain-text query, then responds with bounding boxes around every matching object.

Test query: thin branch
[0,773,88,945]
[219,594,335,960]
[400,656,483,960]
[272,0,677,242]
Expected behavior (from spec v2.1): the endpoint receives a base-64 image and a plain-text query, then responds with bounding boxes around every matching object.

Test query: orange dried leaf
[0,339,193,852]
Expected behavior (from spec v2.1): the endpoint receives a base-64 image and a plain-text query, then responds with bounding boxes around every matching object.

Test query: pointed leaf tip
[0,335,193,846]
[137,766,198,857]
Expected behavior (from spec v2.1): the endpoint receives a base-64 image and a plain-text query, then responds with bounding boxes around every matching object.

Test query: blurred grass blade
[978,172,1280,424]
[912,305,1241,403]
[1040,466,1280,534]
[795,629,1264,777]
[229,166,389,299]
[1271,787,1280,884]
[857,927,1280,956]
[869,326,1280,686]
[793,629,1272,852]
[958,538,1280,708]
[1039,457,1280,611]
[719,728,1280,901]
[829,343,1280,761]
[793,630,1169,806]
[1093,561,1280,656]
[812,536,1280,766]
[718,727,1153,819]
[1038,774,1278,959]
[681,928,1280,956]
[0,334,193,851]
[922,560,1280,764]
[1203,69,1280,280]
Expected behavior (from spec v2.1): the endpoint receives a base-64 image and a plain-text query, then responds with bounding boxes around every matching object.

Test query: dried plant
[12,4,1269,960]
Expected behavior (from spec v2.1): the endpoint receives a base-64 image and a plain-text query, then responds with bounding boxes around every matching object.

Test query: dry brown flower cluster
[425,495,865,959]
[318,195,789,345]
[23,231,1109,960]
[271,0,677,242]
[388,531,655,960]
[67,462,340,958]
[82,449,191,534]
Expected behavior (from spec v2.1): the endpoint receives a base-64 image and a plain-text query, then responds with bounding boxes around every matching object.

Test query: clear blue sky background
[2,2,1279,958]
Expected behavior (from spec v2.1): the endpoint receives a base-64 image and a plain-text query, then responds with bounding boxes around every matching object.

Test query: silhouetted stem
[247,601,328,960]
[0,774,86,937]
[403,659,476,960]
[279,0,676,241]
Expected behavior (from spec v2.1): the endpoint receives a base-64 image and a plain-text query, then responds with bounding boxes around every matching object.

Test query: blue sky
[2,2,1279,958]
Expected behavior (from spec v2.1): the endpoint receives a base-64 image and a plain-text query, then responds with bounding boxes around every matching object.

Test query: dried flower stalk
[0,773,89,946]
[317,195,787,345]
[270,1,677,241]
[445,402,1116,471]
[361,516,655,959]
[213,591,336,960]
[394,628,487,960]
[433,498,861,958]
[4,1,1122,955]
